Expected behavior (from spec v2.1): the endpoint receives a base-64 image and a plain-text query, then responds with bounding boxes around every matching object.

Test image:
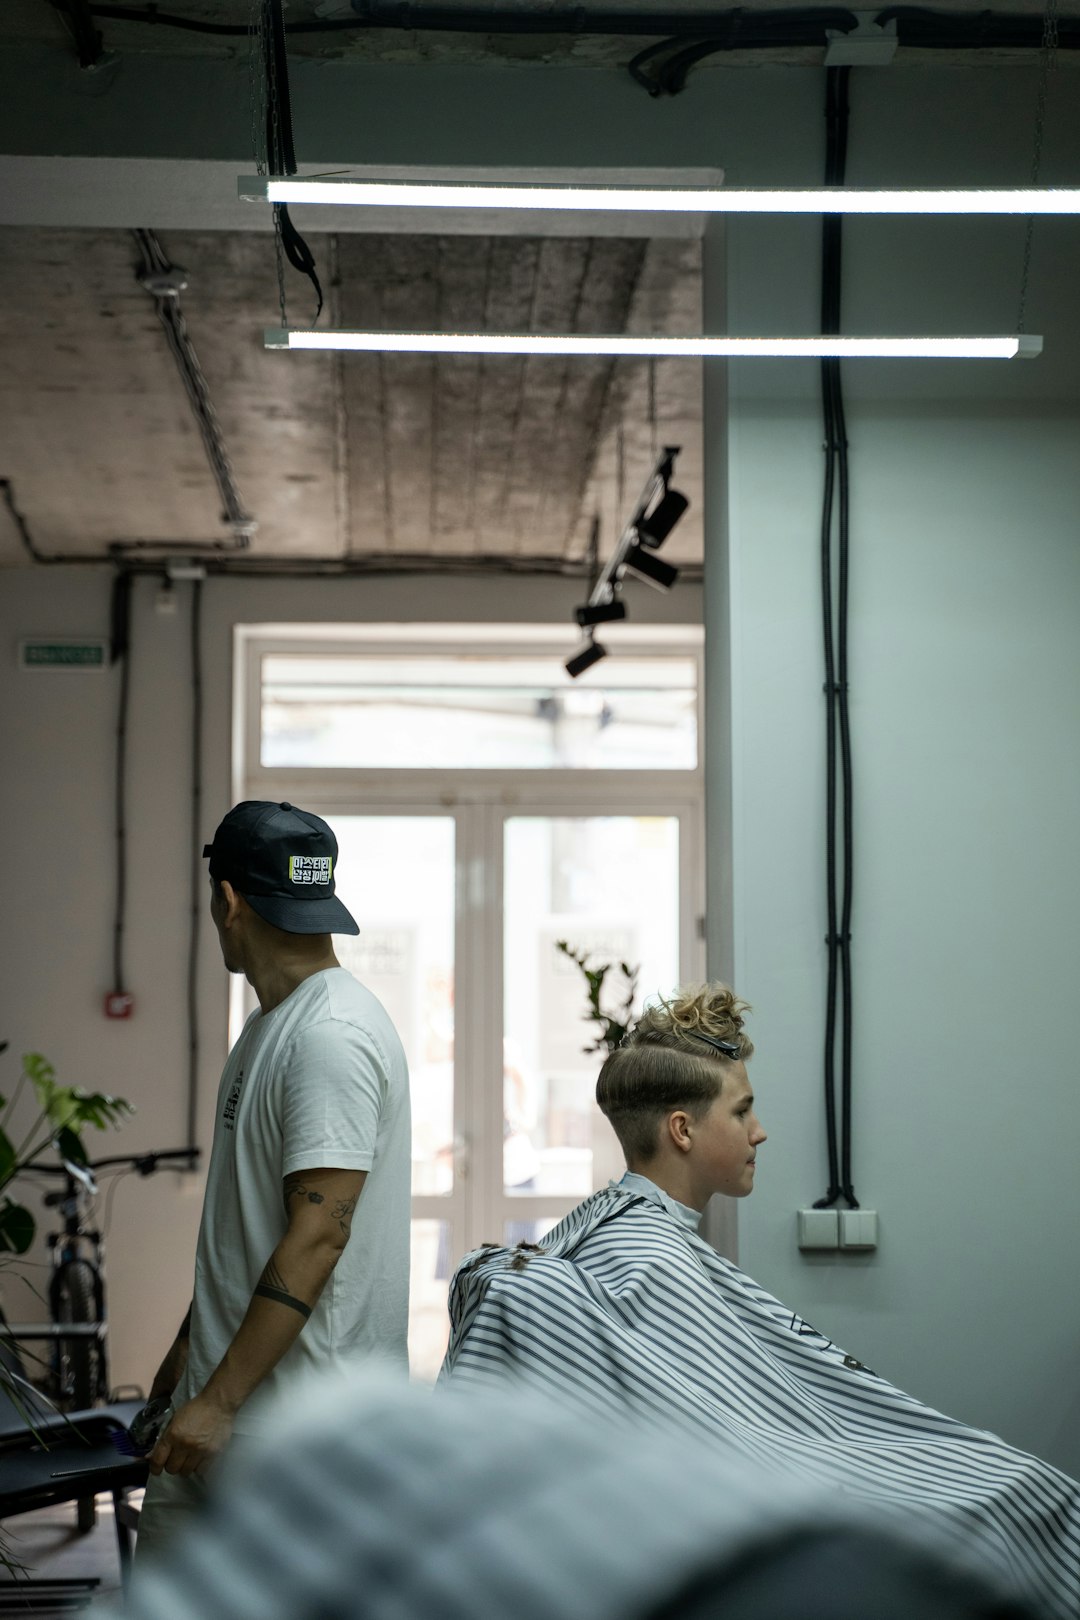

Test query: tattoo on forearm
[330,1195,358,1237]
[283,1176,325,1215]
[255,1258,312,1320]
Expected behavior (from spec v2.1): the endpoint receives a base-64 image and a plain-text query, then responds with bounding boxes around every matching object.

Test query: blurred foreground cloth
[116,1370,1031,1620]
[441,1186,1080,1619]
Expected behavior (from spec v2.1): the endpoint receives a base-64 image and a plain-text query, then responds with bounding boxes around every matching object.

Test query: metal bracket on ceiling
[824,12,898,64]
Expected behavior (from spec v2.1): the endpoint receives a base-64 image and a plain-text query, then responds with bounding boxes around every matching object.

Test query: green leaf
[0,1198,35,1255]
[69,1091,134,1131]
[0,1131,14,1186]
[54,1126,88,1168]
[22,1053,55,1091]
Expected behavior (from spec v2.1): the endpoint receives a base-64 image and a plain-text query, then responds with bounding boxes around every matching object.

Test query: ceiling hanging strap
[261,0,324,324]
[1017,0,1060,332]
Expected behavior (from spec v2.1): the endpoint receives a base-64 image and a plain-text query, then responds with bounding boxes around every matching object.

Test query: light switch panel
[797,1209,840,1250]
[839,1209,878,1251]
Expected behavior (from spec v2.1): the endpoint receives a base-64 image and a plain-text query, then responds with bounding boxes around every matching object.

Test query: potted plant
[554,940,640,1056]
[1,1047,132,1400]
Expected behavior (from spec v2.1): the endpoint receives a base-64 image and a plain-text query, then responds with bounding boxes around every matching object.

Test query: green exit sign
[20,639,109,671]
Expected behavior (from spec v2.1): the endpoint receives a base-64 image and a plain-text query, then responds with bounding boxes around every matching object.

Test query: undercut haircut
[596,983,753,1166]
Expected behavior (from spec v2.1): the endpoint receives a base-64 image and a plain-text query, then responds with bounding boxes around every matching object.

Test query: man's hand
[149,1387,236,1479]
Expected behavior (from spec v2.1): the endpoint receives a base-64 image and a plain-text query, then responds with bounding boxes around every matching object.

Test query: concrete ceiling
[0,224,703,566]
[1,0,1071,573]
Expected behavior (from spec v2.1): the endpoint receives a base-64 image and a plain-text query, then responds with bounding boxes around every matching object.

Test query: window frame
[236,623,705,798]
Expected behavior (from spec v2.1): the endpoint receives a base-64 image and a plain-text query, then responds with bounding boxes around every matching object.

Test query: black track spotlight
[575,599,627,629]
[637,487,689,548]
[565,638,608,679]
[623,543,679,592]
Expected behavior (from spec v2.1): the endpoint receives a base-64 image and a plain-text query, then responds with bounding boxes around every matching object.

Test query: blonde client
[440,985,1080,1620]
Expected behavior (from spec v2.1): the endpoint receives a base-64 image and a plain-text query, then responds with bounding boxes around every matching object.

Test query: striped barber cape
[441,1186,1080,1620]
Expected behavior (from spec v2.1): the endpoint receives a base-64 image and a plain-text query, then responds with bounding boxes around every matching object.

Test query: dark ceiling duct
[48,2,1080,59]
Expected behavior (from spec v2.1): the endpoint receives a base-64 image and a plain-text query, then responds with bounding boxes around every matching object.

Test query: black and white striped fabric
[112,1370,1033,1620]
[441,1187,1080,1620]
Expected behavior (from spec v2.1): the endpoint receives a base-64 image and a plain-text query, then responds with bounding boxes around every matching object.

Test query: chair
[0,1317,147,1593]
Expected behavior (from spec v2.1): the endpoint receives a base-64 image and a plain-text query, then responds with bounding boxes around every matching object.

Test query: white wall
[0,571,701,1391]
[704,73,1080,1474]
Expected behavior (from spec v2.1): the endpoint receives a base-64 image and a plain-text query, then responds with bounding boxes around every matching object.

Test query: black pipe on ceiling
[2,486,702,577]
[52,1,1080,53]
[52,0,104,65]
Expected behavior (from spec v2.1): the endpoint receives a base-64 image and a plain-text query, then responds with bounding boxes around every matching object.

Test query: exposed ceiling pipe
[53,2,1080,53]
[0,480,702,579]
[48,0,104,66]
[132,228,257,547]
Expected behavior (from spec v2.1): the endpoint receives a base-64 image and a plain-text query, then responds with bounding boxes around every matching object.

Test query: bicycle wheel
[53,1258,102,1532]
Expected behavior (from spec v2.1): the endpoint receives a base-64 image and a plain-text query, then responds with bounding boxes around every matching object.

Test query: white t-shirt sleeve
[279,1019,387,1178]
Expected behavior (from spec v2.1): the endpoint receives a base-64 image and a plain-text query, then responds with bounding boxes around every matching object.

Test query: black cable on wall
[187,579,203,1154]
[109,570,134,998]
[814,66,858,1212]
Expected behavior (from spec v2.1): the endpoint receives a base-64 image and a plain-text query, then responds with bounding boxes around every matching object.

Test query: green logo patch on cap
[289,855,333,885]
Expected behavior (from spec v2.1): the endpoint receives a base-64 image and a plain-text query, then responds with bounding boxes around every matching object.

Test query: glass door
[240,625,705,1378]
[329,815,458,1381]
[498,814,682,1245]
[236,801,696,1379]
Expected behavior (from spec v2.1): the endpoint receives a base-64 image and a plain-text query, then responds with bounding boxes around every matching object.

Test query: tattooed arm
[150,1167,367,1479]
[148,1300,193,1401]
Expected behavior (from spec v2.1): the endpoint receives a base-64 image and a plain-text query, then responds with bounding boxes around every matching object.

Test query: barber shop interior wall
[705,72,1080,1476]
[0,571,701,1390]
[1,33,1078,1474]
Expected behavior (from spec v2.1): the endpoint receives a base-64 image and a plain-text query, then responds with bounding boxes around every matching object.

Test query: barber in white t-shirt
[135,801,411,1558]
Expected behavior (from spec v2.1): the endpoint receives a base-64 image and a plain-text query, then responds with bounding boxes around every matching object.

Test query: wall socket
[797,1208,878,1252]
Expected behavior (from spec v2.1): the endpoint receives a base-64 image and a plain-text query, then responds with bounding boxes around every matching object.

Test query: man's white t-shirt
[176,967,411,1433]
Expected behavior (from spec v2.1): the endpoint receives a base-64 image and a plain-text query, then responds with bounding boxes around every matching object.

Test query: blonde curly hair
[596,983,753,1165]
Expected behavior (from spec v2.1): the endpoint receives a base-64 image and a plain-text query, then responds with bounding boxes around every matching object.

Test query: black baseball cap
[202,801,359,936]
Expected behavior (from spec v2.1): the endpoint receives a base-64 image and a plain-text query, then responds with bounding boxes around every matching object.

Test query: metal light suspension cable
[255,0,323,326]
[814,66,858,1211]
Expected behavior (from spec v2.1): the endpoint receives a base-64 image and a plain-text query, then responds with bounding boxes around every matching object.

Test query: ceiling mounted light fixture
[240,178,1080,216]
[623,543,679,592]
[266,329,1042,360]
[565,447,688,678]
[638,488,690,548]
[575,601,627,628]
[564,638,608,679]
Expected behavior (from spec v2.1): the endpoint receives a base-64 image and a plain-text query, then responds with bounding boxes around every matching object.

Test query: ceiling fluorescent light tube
[240,178,1080,216]
[265,330,1043,360]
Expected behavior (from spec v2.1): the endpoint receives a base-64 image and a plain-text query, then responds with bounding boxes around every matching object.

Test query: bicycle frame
[45,1165,108,1407]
